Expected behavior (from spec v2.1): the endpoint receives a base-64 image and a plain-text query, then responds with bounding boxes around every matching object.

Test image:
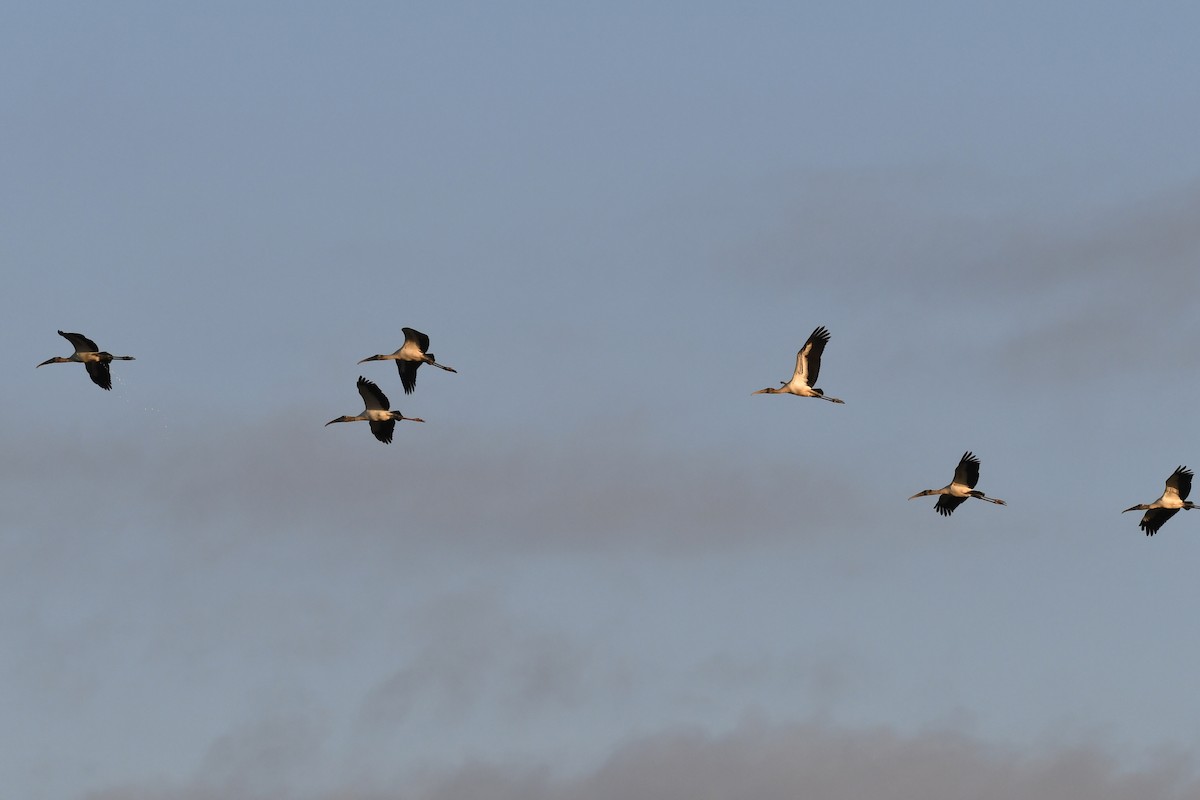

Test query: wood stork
[909,451,1007,516]
[1123,466,1197,536]
[752,325,844,403]
[358,327,457,394]
[326,376,425,444]
[37,330,135,391]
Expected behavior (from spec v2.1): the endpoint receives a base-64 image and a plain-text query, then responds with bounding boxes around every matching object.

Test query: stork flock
[37,326,453,445]
[323,328,456,444]
[39,324,1193,536]
[749,325,1193,536]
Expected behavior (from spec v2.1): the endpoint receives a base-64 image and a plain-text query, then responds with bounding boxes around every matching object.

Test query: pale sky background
[5,3,1200,798]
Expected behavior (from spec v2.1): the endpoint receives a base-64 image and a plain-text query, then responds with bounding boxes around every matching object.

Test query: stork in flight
[752,326,844,403]
[909,451,1007,516]
[326,376,425,444]
[358,327,457,394]
[37,330,135,390]
[1123,466,1197,536]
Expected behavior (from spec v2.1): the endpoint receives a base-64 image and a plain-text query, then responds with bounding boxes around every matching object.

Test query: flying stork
[37,330,135,390]
[1123,466,1197,536]
[326,376,425,444]
[358,327,457,394]
[909,451,1007,516]
[752,325,844,403]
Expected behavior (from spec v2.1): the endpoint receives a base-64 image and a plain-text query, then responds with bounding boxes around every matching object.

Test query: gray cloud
[192,705,329,798]
[721,170,1200,296]
[86,720,1200,800]
[544,722,1199,800]
[690,645,866,717]
[0,411,883,563]
[709,170,1200,395]
[355,589,600,734]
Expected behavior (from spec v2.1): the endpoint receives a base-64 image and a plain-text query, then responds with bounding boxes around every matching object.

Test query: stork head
[1122,504,1149,513]
[908,490,935,500]
[36,357,66,368]
[357,354,385,364]
[751,387,777,395]
[325,416,351,426]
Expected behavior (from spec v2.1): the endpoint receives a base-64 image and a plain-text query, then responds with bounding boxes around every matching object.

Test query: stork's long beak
[403,416,425,423]
[908,491,929,500]
[751,388,770,395]
[1121,505,1140,513]
[357,355,383,364]
[325,417,346,426]
[36,358,56,368]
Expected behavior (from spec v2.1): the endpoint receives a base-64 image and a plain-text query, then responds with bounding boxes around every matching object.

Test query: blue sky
[5,3,1200,798]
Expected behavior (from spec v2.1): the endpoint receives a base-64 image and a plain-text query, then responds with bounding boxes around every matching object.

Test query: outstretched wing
[1165,466,1194,502]
[952,452,981,489]
[357,376,390,411]
[402,327,431,354]
[793,326,831,387]
[1141,507,1180,536]
[396,360,421,394]
[59,330,99,354]
[935,495,967,517]
[84,361,112,390]
[369,418,396,444]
